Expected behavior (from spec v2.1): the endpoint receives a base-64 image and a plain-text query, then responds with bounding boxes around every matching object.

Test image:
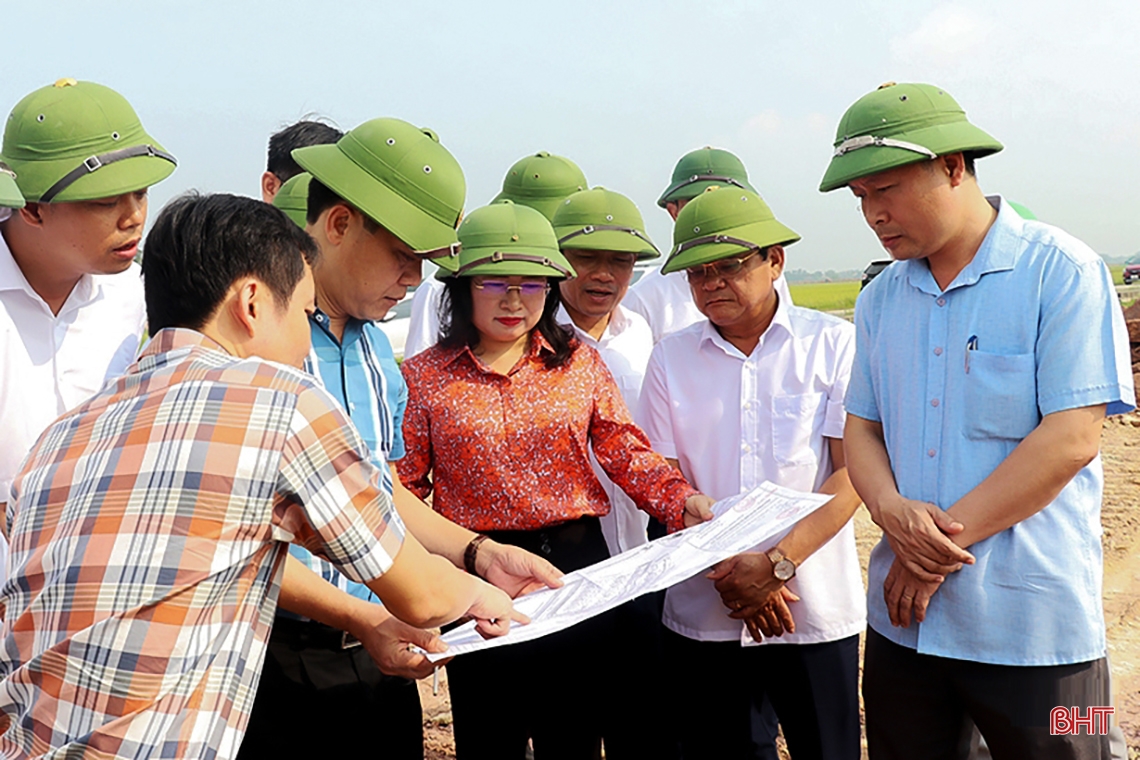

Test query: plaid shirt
[0,329,405,759]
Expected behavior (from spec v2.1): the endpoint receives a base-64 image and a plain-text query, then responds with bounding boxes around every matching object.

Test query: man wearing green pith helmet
[404,150,588,359]
[624,147,794,345]
[0,78,175,585]
[826,82,1131,760]
[637,186,866,760]
[237,118,564,760]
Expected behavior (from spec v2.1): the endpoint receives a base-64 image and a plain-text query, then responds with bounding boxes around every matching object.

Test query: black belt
[271,617,362,651]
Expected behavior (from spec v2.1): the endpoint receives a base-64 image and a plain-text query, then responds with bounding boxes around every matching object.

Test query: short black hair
[439,277,576,369]
[142,192,320,332]
[266,119,343,183]
[306,176,379,233]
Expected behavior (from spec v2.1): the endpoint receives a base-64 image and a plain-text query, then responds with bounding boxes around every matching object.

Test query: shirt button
[742,443,752,453]
[931,399,940,407]
[927,448,937,457]
[934,347,943,356]
[349,402,356,411]
[743,401,752,411]
[936,298,946,307]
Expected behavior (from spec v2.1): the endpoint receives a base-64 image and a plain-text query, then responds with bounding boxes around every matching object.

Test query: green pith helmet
[0,162,24,209]
[1,78,176,203]
[442,200,576,280]
[552,187,659,260]
[272,172,310,228]
[657,147,756,208]
[293,117,466,272]
[819,82,1003,192]
[491,151,588,221]
[662,188,800,274]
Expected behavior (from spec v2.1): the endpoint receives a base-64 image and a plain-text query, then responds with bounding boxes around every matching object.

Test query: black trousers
[447,516,678,760]
[864,627,1112,760]
[664,629,861,760]
[236,618,423,759]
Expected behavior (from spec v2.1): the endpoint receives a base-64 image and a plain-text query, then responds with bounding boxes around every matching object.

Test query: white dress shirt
[0,233,146,563]
[623,267,794,345]
[637,296,866,644]
[557,304,654,555]
[404,278,446,360]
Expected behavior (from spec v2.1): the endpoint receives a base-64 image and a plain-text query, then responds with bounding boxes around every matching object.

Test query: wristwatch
[766,547,797,582]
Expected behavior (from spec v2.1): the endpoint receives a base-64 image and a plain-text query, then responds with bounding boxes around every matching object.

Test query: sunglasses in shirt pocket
[770,392,827,467]
[963,350,1040,441]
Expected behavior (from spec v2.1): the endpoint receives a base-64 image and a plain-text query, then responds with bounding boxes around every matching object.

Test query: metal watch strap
[39,144,178,202]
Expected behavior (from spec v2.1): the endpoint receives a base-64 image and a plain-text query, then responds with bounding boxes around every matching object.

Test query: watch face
[774,559,796,582]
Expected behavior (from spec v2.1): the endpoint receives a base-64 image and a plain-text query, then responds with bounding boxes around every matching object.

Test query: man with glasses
[824,82,1132,760]
[239,119,562,759]
[638,187,866,760]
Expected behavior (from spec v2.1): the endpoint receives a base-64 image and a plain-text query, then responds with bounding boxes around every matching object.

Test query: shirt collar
[444,330,556,372]
[555,303,632,346]
[0,230,98,310]
[698,289,795,357]
[139,327,230,363]
[903,195,1020,296]
[309,307,364,346]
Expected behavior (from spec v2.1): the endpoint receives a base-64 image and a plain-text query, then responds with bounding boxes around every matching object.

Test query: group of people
[0,76,1131,760]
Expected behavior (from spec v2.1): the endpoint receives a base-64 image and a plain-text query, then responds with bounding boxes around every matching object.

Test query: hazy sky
[5,0,1139,270]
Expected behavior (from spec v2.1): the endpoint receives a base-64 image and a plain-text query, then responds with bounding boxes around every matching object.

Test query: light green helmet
[0,162,24,209]
[293,118,466,272]
[657,147,756,208]
[491,151,588,221]
[819,82,1003,192]
[1,78,176,203]
[662,187,800,275]
[552,187,659,260]
[272,172,311,228]
[444,200,576,280]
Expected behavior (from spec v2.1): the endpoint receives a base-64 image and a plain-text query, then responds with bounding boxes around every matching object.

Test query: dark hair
[266,119,343,183]
[305,177,380,233]
[962,152,978,177]
[439,277,576,369]
[142,192,320,331]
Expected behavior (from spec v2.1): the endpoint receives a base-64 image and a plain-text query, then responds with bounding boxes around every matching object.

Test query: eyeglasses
[472,280,551,298]
[685,249,763,284]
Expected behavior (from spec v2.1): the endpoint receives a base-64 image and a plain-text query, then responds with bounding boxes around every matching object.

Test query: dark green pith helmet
[293,118,466,272]
[442,200,576,280]
[492,151,588,221]
[819,82,1003,192]
[1,78,176,203]
[662,187,800,274]
[272,172,311,228]
[552,187,659,260]
[0,162,23,209]
[657,147,756,208]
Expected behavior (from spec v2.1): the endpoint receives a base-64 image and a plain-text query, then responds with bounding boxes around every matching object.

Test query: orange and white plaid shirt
[0,328,405,759]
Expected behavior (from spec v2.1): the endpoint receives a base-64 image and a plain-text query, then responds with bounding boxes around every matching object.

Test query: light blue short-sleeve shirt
[846,196,1134,666]
[285,311,408,606]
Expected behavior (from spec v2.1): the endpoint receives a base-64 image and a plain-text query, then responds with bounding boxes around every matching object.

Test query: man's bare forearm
[843,415,901,522]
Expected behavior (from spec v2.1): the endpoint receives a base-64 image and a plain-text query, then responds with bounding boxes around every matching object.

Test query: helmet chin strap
[833,135,937,159]
[39,144,177,203]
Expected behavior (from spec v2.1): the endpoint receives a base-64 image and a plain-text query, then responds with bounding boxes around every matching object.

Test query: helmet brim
[662,218,800,274]
[555,227,660,260]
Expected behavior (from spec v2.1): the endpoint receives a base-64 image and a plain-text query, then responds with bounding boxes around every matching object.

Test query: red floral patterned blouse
[398,335,696,533]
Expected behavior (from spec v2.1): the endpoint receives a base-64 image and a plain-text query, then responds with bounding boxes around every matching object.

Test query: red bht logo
[1050,706,1114,735]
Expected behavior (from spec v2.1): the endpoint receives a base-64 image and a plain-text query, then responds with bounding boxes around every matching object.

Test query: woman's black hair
[439,277,576,369]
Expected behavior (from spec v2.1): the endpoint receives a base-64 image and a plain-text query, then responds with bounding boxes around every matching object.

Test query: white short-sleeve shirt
[404,278,446,360]
[637,297,866,644]
[0,233,146,514]
[623,267,794,345]
[557,304,654,555]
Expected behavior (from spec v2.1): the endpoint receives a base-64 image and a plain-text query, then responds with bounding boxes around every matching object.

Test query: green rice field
[788,280,861,312]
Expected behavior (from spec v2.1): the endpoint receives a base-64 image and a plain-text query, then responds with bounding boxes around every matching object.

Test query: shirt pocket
[963,350,1039,441]
[770,392,826,467]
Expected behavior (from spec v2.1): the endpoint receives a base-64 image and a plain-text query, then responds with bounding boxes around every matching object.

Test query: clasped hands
[873,495,975,627]
[707,553,800,643]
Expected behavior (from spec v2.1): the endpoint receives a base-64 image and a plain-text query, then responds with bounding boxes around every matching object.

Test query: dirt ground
[420,414,1140,759]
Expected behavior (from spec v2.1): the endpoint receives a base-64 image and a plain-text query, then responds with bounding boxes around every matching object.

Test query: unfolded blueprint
[427,482,831,661]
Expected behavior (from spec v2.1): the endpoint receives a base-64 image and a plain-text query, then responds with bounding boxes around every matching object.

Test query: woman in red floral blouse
[399,201,712,759]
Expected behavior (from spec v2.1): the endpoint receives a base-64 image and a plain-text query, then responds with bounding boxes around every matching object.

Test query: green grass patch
[788,280,861,311]
[1110,264,1124,286]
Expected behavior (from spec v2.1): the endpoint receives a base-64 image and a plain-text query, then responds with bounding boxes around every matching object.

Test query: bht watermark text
[1050,706,1114,735]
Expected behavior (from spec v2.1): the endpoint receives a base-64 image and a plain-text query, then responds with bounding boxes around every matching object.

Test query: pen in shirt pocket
[965,335,979,374]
